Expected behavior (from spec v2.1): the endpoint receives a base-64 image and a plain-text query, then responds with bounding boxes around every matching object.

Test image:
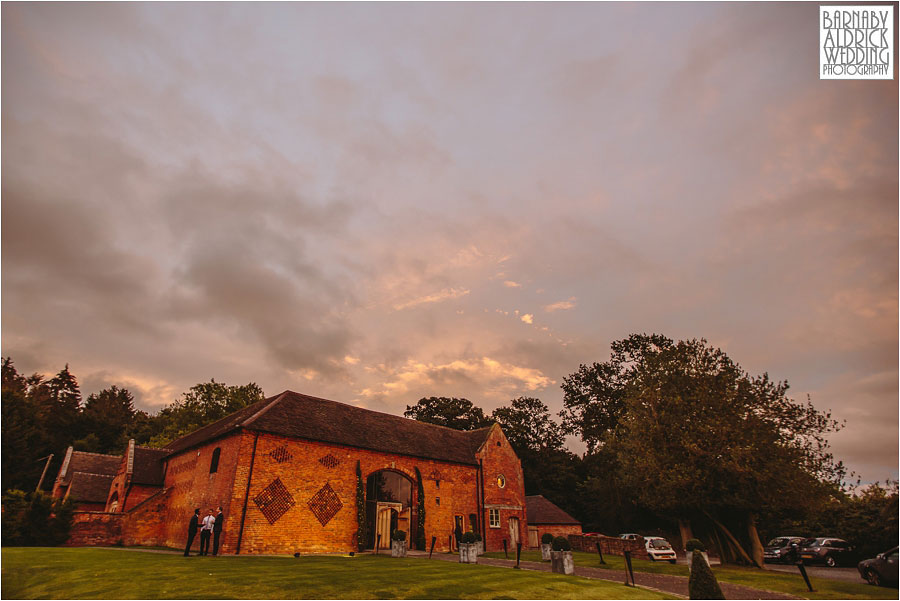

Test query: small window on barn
[436,497,440,506]
[489,508,500,528]
[209,447,221,473]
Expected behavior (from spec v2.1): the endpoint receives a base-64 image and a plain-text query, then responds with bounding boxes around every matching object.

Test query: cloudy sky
[3,2,897,482]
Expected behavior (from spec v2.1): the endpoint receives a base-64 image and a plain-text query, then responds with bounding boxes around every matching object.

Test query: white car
[644,537,678,563]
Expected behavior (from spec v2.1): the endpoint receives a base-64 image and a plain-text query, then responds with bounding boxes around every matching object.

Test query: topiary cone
[688,550,724,600]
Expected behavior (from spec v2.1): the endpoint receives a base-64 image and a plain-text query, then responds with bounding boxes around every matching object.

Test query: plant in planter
[540,532,554,561]
[685,538,709,571]
[688,549,724,599]
[391,529,408,558]
[550,536,574,574]
[458,531,478,564]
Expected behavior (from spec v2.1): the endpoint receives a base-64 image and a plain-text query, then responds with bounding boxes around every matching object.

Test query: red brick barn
[70,391,527,555]
[524,494,582,548]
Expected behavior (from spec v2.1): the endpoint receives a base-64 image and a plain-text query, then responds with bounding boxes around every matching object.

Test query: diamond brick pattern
[254,478,295,524]
[307,483,343,526]
[318,454,340,468]
[269,446,293,463]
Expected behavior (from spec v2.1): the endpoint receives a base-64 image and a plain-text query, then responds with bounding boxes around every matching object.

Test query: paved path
[408,551,804,600]
[764,563,862,584]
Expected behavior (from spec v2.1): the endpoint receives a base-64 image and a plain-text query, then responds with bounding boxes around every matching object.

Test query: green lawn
[482,551,898,600]
[1,548,674,599]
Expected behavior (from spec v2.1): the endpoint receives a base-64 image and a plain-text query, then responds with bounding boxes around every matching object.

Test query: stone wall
[569,534,648,559]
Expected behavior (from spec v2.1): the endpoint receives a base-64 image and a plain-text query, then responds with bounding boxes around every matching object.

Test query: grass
[1,547,675,599]
[482,550,898,600]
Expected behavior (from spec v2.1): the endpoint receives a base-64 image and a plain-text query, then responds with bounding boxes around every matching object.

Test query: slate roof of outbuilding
[131,446,168,485]
[525,495,581,525]
[59,451,121,485]
[165,390,493,466]
[68,472,115,504]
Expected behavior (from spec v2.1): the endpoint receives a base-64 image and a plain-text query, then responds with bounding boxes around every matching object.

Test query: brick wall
[569,534,648,559]
[65,511,124,546]
[232,432,482,555]
[529,524,582,547]
[478,425,527,553]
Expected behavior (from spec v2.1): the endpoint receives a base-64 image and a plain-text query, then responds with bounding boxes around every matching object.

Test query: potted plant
[550,536,574,575]
[458,531,478,564]
[540,532,553,561]
[390,529,408,558]
[685,538,709,571]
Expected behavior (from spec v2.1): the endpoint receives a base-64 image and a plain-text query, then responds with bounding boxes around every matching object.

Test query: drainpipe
[235,431,260,554]
[478,458,486,545]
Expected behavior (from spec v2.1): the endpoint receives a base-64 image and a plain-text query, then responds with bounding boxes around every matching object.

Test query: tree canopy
[403,396,490,431]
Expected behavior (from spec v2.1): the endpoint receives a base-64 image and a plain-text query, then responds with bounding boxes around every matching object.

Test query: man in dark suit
[212,506,224,556]
[183,508,200,556]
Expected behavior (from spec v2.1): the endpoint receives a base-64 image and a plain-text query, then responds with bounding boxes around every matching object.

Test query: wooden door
[528,527,539,548]
[376,502,401,549]
[509,517,520,546]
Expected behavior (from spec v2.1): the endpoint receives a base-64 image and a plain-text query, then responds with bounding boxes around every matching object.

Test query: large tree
[561,335,845,566]
[403,396,491,431]
[79,386,137,453]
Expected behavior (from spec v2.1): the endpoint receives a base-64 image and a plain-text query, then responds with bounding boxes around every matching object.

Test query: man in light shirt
[199,509,215,556]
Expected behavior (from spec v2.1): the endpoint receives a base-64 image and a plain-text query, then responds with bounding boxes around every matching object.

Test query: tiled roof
[526,495,581,525]
[166,391,492,465]
[60,451,121,485]
[131,447,168,485]
[68,472,115,504]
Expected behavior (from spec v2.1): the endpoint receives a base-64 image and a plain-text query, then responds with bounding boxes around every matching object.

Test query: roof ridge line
[278,390,497,435]
[70,471,116,477]
[72,450,122,458]
[241,391,289,427]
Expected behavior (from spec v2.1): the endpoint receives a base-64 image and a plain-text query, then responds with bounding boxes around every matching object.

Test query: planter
[458,542,478,564]
[475,540,484,556]
[550,550,574,575]
[540,543,552,561]
[391,540,407,558]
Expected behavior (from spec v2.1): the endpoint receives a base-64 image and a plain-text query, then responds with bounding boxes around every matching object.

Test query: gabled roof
[526,495,581,525]
[58,450,121,485]
[165,391,492,466]
[68,472,115,504]
[131,447,168,485]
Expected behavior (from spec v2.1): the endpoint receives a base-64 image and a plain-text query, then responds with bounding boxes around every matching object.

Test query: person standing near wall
[212,506,224,556]
[183,509,200,557]
[199,508,215,556]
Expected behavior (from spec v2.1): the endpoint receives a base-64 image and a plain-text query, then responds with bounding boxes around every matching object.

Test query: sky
[2,2,897,483]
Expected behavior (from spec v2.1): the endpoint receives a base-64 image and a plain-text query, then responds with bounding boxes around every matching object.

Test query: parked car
[857,547,898,587]
[763,536,806,564]
[644,537,677,563]
[800,537,855,567]
[619,533,642,541]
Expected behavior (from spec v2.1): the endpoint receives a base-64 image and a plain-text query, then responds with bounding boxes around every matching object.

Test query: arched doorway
[366,470,414,550]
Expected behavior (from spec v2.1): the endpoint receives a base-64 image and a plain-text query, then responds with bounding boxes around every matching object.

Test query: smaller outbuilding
[525,494,581,548]
[51,447,121,511]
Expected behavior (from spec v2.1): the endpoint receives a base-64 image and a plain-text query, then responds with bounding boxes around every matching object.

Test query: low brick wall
[568,534,648,559]
[65,511,124,546]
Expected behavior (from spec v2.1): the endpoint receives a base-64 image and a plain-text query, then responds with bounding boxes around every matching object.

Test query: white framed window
[489,508,500,528]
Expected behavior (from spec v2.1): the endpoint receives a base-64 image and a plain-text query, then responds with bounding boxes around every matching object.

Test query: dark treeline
[1,357,264,493]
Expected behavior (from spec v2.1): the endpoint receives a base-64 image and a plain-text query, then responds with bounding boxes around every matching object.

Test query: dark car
[763,536,806,564]
[858,547,898,587]
[800,537,855,567]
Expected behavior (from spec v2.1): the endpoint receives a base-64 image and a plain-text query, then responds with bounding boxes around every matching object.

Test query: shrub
[461,531,477,544]
[1,490,75,547]
[685,538,706,552]
[391,529,406,542]
[551,536,571,551]
[688,550,724,599]
[541,533,554,545]
[474,532,482,542]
